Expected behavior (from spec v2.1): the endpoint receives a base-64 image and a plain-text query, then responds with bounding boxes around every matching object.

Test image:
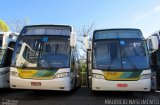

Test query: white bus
[10,25,80,91]
[147,31,160,91]
[0,32,18,88]
[85,28,158,91]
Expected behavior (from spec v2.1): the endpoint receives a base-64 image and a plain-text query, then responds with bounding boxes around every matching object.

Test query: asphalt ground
[0,87,160,105]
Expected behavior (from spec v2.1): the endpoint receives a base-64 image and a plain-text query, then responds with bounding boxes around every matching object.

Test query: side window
[22,46,38,63]
[23,46,29,60]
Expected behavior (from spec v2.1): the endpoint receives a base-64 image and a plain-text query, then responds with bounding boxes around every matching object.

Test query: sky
[1,0,160,37]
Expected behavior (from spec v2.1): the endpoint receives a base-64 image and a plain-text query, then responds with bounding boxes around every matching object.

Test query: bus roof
[22,24,72,30]
[93,28,141,33]
[0,32,19,36]
[149,30,160,36]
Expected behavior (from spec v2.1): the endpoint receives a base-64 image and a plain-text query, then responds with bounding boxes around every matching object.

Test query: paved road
[0,87,160,105]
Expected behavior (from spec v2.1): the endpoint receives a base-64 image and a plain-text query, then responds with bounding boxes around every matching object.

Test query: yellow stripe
[103,71,140,80]
[18,69,38,78]
[18,69,54,79]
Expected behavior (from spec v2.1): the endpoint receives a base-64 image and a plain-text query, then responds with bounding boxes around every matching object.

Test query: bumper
[92,78,151,91]
[10,76,71,91]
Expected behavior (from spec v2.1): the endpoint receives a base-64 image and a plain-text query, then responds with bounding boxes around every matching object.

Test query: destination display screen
[94,29,143,40]
[21,26,71,36]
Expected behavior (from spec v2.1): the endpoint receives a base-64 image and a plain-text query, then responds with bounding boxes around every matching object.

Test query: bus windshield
[39,37,70,68]
[93,40,150,70]
[13,36,70,68]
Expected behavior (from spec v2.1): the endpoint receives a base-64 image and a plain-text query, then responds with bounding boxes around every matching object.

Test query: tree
[9,17,30,33]
[75,22,96,86]
[75,22,96,60]
[0,19,9,32]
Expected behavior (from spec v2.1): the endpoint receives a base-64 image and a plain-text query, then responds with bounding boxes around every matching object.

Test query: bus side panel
[0,67,10,88]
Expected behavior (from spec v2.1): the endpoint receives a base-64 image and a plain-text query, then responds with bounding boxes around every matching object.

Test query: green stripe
[119,71,142,79]
[34,70,57,77]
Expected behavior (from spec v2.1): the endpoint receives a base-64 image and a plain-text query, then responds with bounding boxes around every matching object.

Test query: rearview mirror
[147,36,159,53]
[70,32,76,47]
[84,36,90,50]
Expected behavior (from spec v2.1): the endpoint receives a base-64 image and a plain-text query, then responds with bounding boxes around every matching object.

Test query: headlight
[140,74,151,80]
[92,73,105,79]
[54,72,70,78]
[10,71,19,77]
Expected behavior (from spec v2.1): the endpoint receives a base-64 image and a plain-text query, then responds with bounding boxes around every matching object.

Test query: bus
[10,25,80,91]
[0,32,18,88]
[85,28,158,91]
[147,30,160,91]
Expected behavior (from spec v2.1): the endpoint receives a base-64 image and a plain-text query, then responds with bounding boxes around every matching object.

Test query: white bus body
[147,31,160,91]
[86,29,153,91]
[0,32,18,88]
[10,25,80,91]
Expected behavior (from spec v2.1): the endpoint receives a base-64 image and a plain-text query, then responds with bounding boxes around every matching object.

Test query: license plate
[117,84,128,87]
[31,82,41,86]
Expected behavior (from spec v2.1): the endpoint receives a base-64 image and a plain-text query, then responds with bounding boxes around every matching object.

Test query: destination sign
[94,29,143,40]
[21,25,71,36]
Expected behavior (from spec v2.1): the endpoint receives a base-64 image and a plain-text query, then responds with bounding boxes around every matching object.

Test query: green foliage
[79,62,87,86]
[0,19,9,32]
[80,63,87,72]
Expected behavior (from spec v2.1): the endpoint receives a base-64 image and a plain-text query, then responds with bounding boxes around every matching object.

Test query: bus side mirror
[147,36,159,53]
[84,36,90,50]
[70,32,76,47]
